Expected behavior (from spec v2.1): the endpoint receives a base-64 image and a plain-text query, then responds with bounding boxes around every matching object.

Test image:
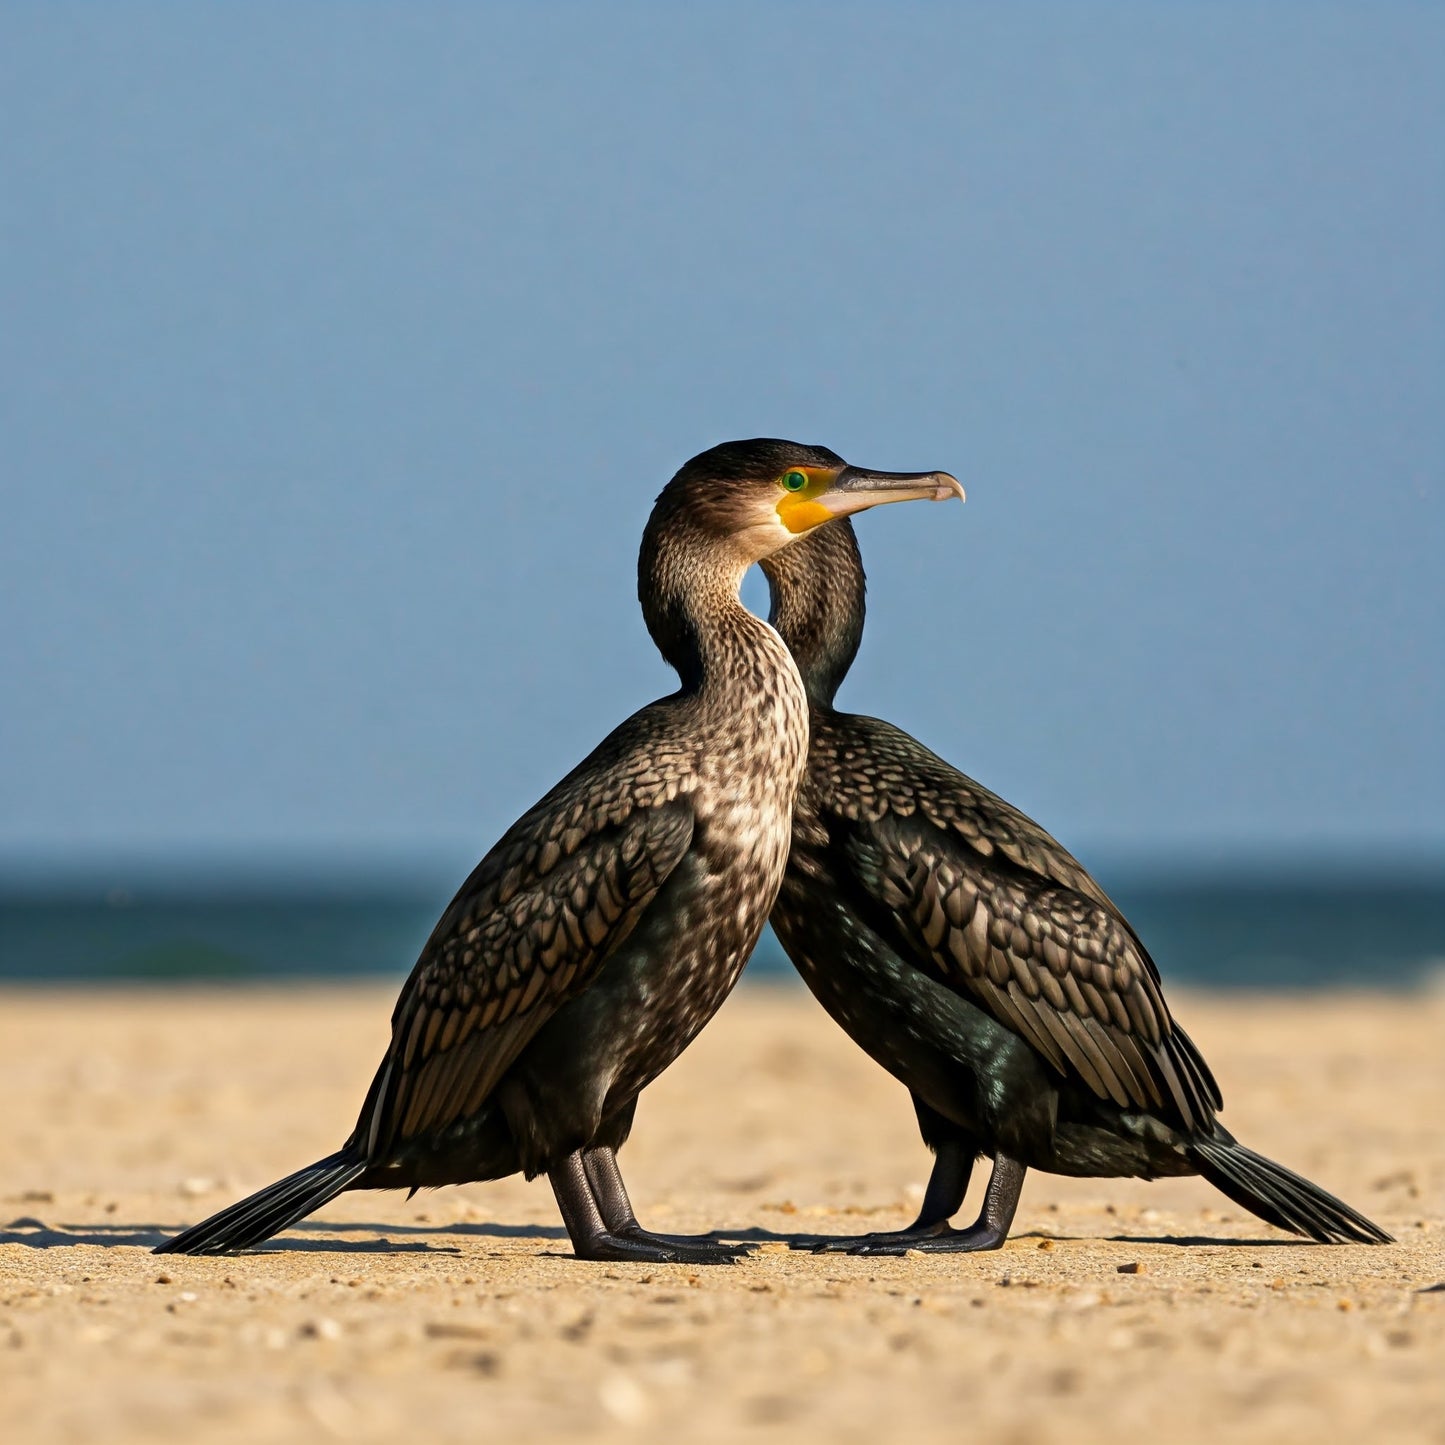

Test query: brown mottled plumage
[157,439,959,1262]
[763,519,1389,1251]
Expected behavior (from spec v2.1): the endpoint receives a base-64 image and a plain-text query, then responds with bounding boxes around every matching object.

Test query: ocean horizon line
[1,850,1440,991]
[4,840,1444,899]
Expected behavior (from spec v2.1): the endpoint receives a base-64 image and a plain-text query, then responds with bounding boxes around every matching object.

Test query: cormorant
[156,440,962,1262]
[761,519,1390,1251]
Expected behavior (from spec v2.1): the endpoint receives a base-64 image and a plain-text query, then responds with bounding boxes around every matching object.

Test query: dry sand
[1,982,1441,1444]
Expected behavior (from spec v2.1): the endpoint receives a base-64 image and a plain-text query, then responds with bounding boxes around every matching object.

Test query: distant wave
[1,871,1441,988]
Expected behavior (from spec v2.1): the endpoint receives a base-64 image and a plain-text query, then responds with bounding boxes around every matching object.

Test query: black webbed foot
[576,1145,752,1260]
[615,1224,752,1259]
[801,1220,956,1254]
[806,1153,1025,1258]
[569,1229,741,1265]
[846,1221,1008,1255]
[798,1134,983,1254]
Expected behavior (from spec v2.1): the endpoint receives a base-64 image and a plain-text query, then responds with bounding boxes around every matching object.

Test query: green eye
[782,470,807,492]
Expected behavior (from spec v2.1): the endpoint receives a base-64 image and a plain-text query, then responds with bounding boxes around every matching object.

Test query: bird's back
[778,705,1222,1136]
[352,698,708,1160]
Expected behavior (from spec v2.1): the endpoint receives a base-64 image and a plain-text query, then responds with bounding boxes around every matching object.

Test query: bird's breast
[693,668,808,860]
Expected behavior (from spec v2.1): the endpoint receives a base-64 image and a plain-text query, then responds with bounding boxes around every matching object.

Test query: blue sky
[2,3,1442,871]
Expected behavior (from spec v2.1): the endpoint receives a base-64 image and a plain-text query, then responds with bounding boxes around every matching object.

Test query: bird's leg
[849,1153,1026,1255]
[548,1150,738,1265]
[805,1137,976,1253]
[582,1146,750,1259]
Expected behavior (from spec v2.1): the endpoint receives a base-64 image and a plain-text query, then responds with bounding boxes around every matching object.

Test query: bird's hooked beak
[775,467,964,534]
[827,467,965,514]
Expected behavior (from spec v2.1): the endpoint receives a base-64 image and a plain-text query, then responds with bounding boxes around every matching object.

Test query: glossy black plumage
[762,520,1390,1250]
[157,439,959,1262]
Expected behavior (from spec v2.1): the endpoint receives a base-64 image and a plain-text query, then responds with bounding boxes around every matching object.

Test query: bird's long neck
[639,510,794,703]
[761,519,866,708]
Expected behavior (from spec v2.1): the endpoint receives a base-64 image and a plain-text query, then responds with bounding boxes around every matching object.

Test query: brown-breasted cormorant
[156,440,962,1262]
[761,519,1390,1250]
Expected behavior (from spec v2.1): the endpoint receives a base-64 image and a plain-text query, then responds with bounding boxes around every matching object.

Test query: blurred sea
[1,857,1441,990]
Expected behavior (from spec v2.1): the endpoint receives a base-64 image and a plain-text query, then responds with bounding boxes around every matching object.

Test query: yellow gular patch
[774,466,839,533]
[776,496,835,533]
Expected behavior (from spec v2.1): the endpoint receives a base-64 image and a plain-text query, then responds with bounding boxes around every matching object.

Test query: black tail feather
[154,1150,367,1256]
[1189,1135,1391,1245]
[1170,1023,1224,1114]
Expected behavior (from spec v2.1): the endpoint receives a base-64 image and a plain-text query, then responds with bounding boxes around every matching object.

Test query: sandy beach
[2,982,1440,1444]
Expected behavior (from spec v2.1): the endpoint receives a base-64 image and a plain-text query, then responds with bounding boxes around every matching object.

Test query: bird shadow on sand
[283,1219,570,1243]
[0,1221,173,1250]
[1,1216,1304,1255]
[0,1216,566,1253]
[338,1220,1311,1252]
[231,1238,461,1255]
[1098,1232,1306,1248]
[694,1225,1307,1251]
[0,1221,450,1254]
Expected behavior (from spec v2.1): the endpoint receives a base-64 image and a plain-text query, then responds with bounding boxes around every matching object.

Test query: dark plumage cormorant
[156,440,962,1262]
[762,519,1390,1251]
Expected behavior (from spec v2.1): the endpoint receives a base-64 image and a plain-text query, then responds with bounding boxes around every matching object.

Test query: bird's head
[652,438,963,567]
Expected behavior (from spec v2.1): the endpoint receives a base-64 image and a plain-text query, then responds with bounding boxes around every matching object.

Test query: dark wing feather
[815,713,1126,909]
[857,811,1219,1131]
[355,798,694,1158]
[807,712,1220,1132]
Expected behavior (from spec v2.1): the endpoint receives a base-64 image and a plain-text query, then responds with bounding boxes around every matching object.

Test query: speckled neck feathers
[639,500,800,706]
[760,517,866,707]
